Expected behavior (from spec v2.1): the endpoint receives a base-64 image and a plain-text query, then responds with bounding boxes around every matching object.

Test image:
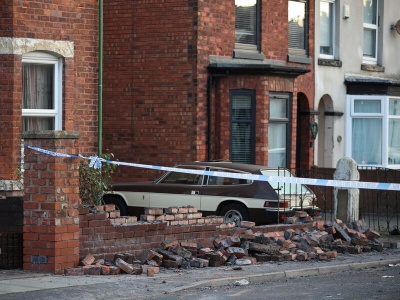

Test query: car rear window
[261,169,312,194]
[207,168,252,185]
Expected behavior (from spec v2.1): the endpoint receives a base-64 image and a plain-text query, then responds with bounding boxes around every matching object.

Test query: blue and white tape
[24,144,400,191]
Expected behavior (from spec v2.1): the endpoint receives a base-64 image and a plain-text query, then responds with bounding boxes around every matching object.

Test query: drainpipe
[206,73,226,161]
[98,0,103,156]
[207,75,213,161]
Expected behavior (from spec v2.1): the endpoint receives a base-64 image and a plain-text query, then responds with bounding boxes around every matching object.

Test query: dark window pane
[231,92,254,164]
[288,0,306,50]
[235,0,257,45]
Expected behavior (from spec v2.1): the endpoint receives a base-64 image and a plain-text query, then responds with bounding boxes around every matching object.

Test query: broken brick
[132,265,143,275]
[144,207,164,215]
[161,238,179,249]
[64,268,85,276]
[162,259,180,269]
[239,221,255,228]
[100,265,110,275]
[83,265,101,275]
[254,253,271,262]
[81,253,96,266]
[164,207,179,214]
[115,258,134,274]
[365,229,381,240]
[214,235,231,248]
[190,258,209,268]
[227,247,246,259]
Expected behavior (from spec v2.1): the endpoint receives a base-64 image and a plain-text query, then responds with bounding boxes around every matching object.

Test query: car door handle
[191,190,199,195]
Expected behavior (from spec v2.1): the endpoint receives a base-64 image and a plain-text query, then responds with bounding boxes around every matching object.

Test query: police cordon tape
[24,144,400,192]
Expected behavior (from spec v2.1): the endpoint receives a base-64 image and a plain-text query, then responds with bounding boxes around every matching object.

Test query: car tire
[104,196,128,216]
[220,203,249,226]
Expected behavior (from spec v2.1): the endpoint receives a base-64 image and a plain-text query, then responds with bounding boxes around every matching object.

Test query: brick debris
[65,207,397,276]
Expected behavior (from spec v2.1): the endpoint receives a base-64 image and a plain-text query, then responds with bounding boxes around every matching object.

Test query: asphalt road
[151,266,400,300]
[0,239,399,300]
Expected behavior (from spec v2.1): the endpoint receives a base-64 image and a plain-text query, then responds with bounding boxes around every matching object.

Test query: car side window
[207,168,250,185]
[160,167,204,185]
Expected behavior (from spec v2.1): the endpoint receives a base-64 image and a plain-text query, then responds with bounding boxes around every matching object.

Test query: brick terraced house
[0,1,99,271]
[102,0,316,182]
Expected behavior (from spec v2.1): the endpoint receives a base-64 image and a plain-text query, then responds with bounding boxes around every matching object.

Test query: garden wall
[79,205,312,261]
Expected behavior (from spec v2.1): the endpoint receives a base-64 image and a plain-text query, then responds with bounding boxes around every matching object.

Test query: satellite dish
[392,19,400,35]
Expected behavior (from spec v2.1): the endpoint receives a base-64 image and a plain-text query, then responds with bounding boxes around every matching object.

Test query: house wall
[0,0,99,186]
[314,0,400,168]
[102,0,315,182]
[102,0,198,181]
[198,0,315,169]
[0,1,99,271]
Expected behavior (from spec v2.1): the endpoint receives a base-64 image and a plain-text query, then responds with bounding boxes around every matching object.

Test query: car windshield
[261,169,312,195]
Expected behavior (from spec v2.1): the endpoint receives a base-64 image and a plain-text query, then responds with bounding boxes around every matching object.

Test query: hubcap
[224,210,243,226]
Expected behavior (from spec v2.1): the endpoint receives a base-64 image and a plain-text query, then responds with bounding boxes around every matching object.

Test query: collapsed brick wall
[79,205,311,261]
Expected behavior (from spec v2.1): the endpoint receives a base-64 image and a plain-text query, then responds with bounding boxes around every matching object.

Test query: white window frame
[346,95,400,169]
[268,93,291,168]
[22,51,63,131]
[319,0,335,59]
[363,0,379,64]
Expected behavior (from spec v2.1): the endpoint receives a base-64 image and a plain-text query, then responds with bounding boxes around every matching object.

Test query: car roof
[175,161,284,174]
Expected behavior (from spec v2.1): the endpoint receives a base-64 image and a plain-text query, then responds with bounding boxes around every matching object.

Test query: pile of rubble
[65,213,396,276]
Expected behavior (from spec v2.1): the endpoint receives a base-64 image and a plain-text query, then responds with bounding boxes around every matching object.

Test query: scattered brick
[83,265,101,275]
[239,221,256,228]
[115,258,134,274]
[81,254,96,266]
[64,268,85,276]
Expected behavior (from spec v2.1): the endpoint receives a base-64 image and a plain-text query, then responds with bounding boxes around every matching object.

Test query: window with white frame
[268,94,290,168]
[288,0,308,56]
[319,0,335,58]
[363,0,379,63]
[235,0,259,50]
[22,51,62,132]
[389,98,400,166]
[346,95,400,168]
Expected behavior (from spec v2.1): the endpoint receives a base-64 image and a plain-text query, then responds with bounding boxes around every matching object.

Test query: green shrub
[78,154,117,205]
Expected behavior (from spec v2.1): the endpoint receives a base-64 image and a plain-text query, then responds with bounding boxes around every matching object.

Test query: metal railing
[277,166,400,233]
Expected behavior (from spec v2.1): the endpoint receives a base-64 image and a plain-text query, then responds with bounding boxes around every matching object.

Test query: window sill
[361,64,385,72]
[22,130,80,139]
[233,49,265,61]
[318,58,342,68]
[287,54,312,64]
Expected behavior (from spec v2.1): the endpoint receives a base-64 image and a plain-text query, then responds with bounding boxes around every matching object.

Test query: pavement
[0,234,400,299]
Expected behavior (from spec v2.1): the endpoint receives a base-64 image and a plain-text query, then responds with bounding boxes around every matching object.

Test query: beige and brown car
[103,161,320,225]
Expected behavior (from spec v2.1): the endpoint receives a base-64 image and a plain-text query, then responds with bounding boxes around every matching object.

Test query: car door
[149,165,205,209]
[200,167,258,212]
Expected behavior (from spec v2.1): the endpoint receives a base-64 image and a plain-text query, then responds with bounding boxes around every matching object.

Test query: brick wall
[102,0,198,181]
[0,55,22,180]
[79,204,311,261]
[103,0,315,182]
[23,133,81,274]
[0,0,99,182]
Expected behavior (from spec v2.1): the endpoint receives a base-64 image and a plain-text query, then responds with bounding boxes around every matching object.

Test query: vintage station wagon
[103,161,320,225]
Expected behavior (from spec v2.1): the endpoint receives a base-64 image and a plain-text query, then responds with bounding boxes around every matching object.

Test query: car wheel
[220,203,249,226]
[104,196,128,216]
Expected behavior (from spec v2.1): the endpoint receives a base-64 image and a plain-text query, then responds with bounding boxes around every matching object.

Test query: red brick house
[0,1,99,271]
[102,0,315,182]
